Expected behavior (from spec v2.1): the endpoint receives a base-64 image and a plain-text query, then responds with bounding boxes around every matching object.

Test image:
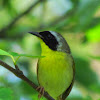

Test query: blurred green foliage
[0,0,100,100]
[0,87,13,100]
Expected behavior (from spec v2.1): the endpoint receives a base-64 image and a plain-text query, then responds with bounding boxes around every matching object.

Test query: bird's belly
[38,54,73,98]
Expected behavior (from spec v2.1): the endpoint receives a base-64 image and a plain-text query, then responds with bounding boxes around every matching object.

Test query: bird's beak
[28,32,43,39]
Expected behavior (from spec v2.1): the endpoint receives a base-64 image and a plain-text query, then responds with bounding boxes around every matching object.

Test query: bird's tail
[56,96,64,100]
[56,98,63,100]
[56,99,63,100]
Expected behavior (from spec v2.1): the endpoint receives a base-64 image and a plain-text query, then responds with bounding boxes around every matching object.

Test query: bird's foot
[36,86,44,99]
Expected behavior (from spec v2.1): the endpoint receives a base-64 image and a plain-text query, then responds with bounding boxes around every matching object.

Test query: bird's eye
[48,34,51,38]
[48,34,53,40]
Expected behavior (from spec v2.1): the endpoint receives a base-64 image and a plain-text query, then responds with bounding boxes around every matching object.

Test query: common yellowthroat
[29,31,75,100]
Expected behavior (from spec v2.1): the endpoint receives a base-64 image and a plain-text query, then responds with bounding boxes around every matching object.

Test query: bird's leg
[36,86,44,99]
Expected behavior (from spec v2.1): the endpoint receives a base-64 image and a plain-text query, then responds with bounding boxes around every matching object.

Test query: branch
[0,0,46,35]
[0,60,54,100]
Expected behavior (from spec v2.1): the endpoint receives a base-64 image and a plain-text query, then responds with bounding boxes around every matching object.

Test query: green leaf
[86,25,100,42]
[0,49,11,56]
[10,52,44,58]
[0,49,15,63]
[0,49,44,64]
[0,87,13,100]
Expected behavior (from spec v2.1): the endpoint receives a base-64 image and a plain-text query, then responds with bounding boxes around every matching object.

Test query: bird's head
[29,31,71,54]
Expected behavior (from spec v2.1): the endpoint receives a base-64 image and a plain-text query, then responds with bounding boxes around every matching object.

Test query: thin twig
[0,60,54,100]
[0,0,46,35]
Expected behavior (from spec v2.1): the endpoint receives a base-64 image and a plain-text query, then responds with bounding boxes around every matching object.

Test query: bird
[29,31,75,100]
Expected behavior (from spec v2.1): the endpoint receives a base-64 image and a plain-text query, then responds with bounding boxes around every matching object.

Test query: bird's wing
[37,59,41,85]
[61,56,75,100]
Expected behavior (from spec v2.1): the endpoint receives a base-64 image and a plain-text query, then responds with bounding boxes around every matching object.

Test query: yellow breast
[37,40,73,99]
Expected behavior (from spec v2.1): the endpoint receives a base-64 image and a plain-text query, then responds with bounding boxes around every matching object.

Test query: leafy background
[0,0,100,100]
